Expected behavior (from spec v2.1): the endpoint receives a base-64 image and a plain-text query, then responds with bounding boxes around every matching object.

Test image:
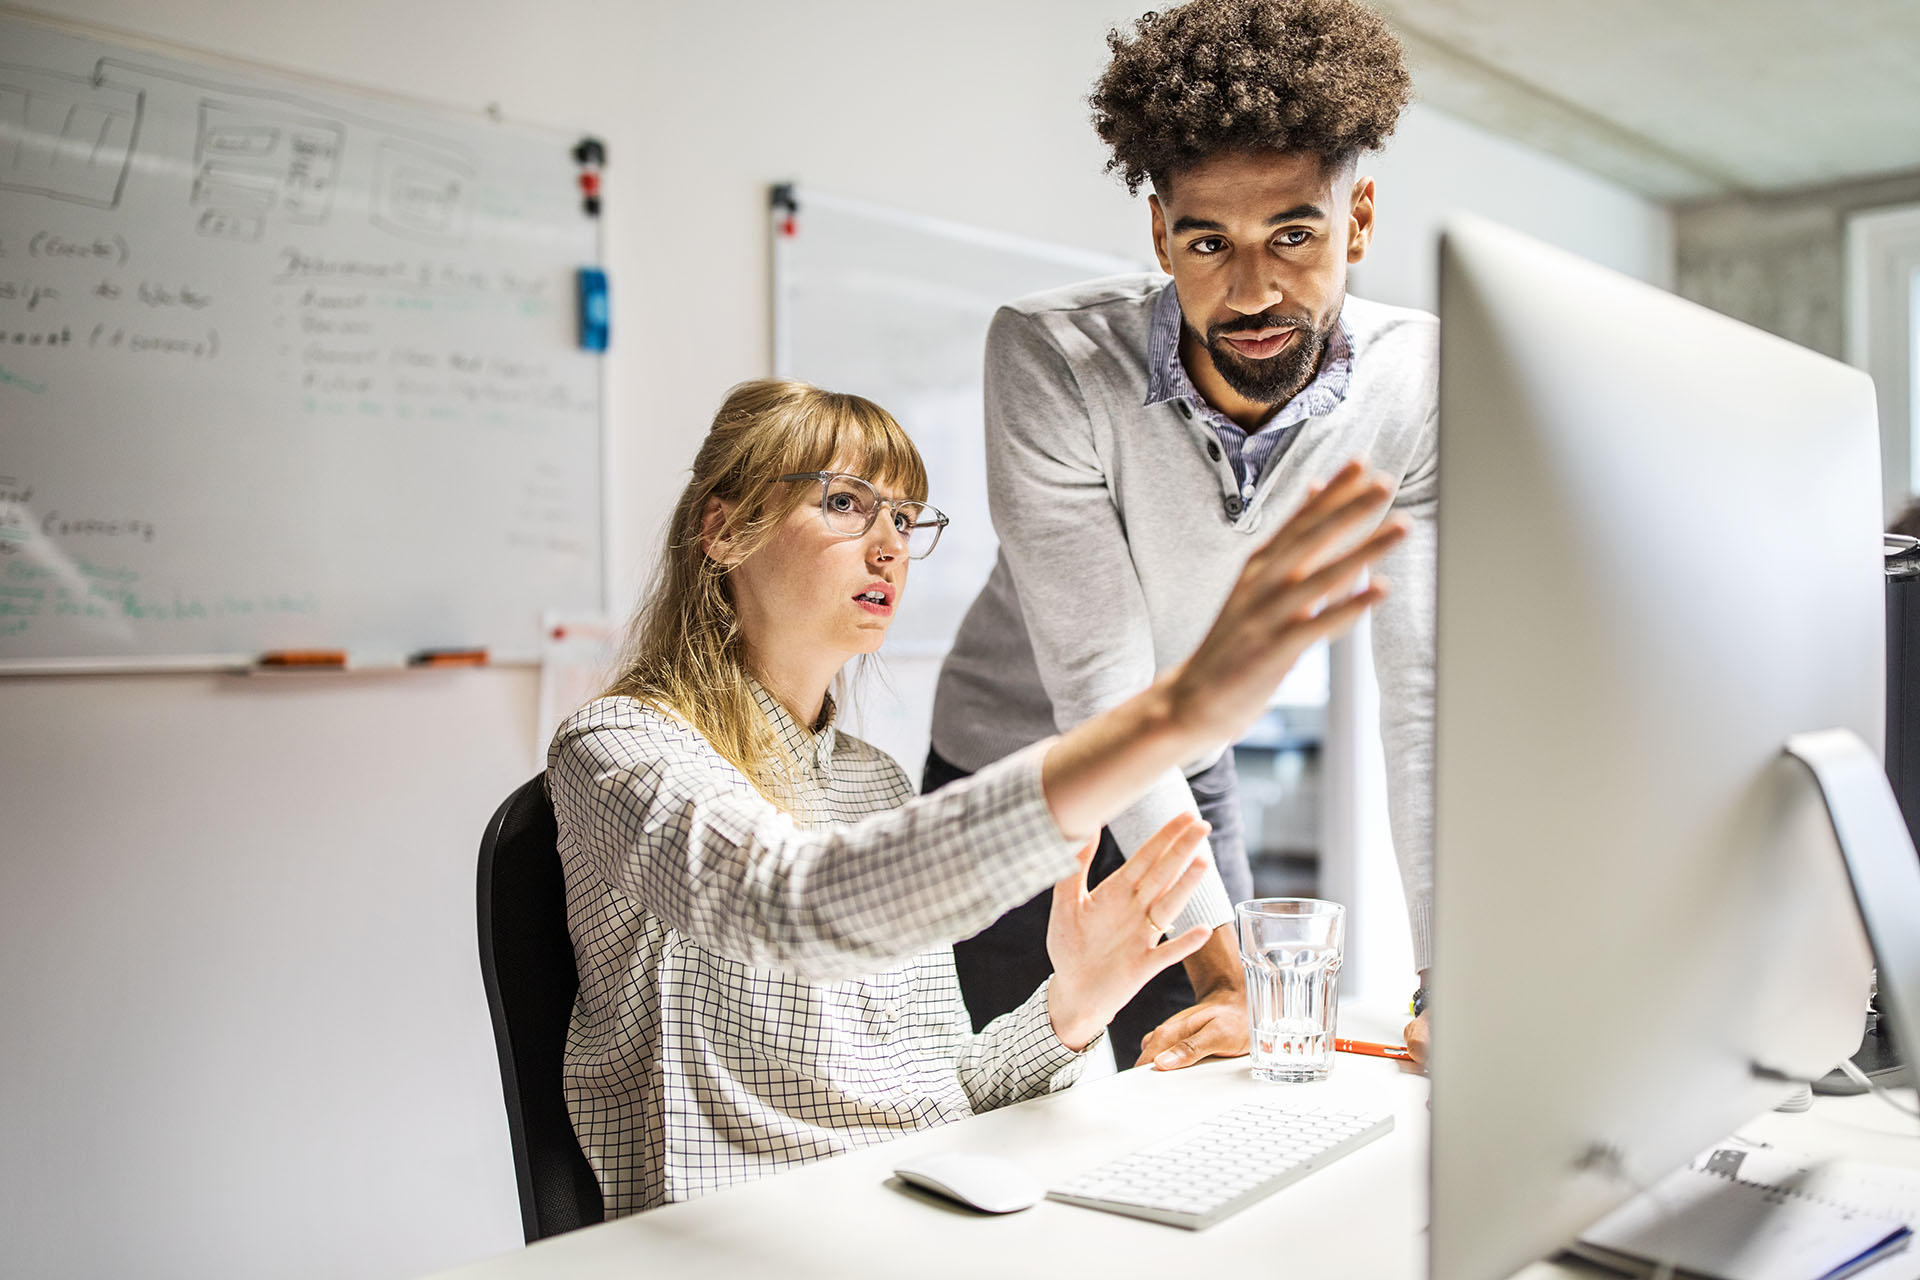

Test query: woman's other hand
[1045,813,1215,1052]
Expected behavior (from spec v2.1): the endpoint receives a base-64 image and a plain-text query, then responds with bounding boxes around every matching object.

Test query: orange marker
[410,648,489,667]
[257,649,348,668]
[1334,1038,1413,1061]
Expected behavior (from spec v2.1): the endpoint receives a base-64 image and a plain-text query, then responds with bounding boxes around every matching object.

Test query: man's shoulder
[1000,271,1166,320]
[987,272,1164,387]
[1342,294,1439,350]
[1339,297,1439,445]
[1343,295,1440,408]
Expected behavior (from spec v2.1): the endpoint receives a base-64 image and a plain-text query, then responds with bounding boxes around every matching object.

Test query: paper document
[1568,1139,1915,1280]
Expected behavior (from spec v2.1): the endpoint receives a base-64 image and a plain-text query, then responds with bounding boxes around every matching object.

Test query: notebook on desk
[1566,1141,1917,1280]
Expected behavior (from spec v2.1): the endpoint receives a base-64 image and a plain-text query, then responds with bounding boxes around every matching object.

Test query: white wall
[1355,102,1678,309]
[0,5,1672,1278]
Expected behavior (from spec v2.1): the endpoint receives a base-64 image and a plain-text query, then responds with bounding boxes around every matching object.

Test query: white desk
[427,1005,1920,1280]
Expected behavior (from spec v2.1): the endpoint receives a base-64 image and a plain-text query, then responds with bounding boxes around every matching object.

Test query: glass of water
[1237,898,1345,1082]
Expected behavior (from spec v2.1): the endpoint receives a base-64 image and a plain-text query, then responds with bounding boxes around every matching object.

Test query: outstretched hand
[1045,814,1215,1052]
[1034,460,1404,852]
[1168,460,1406,751]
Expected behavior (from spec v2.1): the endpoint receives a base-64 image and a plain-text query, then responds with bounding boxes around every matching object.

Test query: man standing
[926,0,1435,1070]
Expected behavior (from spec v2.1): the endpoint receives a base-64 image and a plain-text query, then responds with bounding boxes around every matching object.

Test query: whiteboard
[771,187,1143,766]
[0,12,604,669]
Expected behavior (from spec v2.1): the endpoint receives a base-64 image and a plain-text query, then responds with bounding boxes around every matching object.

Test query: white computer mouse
[891,1150,1045,1214]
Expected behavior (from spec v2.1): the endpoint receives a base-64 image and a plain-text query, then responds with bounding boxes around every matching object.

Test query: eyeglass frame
[776,470,950,559]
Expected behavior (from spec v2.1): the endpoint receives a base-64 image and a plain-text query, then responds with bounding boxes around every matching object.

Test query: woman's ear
[701,495,741,565]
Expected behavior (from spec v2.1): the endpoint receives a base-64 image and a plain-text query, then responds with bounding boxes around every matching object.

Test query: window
[1911,266,1920,476]
[1847,204,1920,520]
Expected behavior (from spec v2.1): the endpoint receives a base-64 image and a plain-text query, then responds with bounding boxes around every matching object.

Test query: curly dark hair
[1091,0,1412,195]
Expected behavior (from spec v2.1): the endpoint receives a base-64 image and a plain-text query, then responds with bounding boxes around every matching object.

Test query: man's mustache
[1210,312,1315,339]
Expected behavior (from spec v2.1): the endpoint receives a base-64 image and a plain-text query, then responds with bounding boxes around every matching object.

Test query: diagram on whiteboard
[0,64,141,208]
[191,99,344,239]
[371,138,474,246]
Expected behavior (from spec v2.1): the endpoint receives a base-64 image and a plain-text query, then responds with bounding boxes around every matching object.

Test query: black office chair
[477,773,605,1242]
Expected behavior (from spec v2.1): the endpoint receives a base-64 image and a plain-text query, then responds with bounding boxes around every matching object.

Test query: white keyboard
[1046,1099,1394,1230]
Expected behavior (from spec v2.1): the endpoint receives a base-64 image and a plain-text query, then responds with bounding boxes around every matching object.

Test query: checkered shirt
[546,685,1095,1216]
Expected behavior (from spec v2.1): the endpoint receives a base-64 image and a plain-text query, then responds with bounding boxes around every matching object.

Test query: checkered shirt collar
[749,679,838,775]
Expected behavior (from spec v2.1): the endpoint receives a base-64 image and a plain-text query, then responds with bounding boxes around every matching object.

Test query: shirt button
[1242,482,1255,500]
[1207,441,1222,461]
[1224,495,1244,519]
[1177,400,1194,420]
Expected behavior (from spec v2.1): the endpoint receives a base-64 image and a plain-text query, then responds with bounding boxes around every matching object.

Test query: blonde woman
[547,379,1403,1214]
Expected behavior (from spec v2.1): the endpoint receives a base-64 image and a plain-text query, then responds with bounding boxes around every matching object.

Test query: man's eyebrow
[1169,203,1329,235]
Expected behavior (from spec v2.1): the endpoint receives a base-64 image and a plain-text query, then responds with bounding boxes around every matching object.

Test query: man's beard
[1189,303,1336,406]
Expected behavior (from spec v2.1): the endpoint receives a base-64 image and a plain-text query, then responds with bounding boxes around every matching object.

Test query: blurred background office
[1,2,1916,1277]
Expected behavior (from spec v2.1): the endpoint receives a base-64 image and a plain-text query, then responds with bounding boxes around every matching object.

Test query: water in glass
[1245,941,1341,1081]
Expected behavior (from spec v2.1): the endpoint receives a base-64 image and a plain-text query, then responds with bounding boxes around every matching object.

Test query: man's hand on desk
[1403,970,1430,1070]
[1134,922,1251,1070]
[1403,1011,1429,1071]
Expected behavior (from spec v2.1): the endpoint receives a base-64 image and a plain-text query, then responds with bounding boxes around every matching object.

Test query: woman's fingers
[1288,460,1367,522]
[1143,854,1210,937]
[1266,518,1408,624]
[1051,838,1100,909]
[1258,473,1397,580]
[1071,837,1098,883]
[1265,460,1383,546]
[1230,513,1404,638]
[1114,814,1209,908]
[1148,924,1213,972]
[1281,581,1390,651]
[1202,466,1395,650]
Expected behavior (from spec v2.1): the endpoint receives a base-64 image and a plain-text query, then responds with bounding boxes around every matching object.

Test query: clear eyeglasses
[778,471,949,560]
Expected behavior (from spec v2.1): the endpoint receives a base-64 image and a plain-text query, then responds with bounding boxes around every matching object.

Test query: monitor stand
[1813,1005,1909,1096]
[1784,730,1920,1098]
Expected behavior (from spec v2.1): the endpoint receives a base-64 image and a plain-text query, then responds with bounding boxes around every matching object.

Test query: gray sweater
[930,274,1437,968]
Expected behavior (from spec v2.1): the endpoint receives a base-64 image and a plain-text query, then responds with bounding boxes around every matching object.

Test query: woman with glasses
[547,378,1403,1214]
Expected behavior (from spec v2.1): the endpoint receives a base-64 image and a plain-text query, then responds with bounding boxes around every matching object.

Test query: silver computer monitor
[1428,216,1890,1280]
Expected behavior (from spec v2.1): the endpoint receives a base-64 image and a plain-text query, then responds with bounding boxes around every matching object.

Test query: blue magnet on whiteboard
[577,267,609,351]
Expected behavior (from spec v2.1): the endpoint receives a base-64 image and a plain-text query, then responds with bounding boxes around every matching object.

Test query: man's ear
[701,495,741,565]
[1346,175,1376,265]
[1148,192,1175,276]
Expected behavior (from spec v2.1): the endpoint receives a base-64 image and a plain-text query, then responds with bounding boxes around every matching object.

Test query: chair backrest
[476,773,605,1242]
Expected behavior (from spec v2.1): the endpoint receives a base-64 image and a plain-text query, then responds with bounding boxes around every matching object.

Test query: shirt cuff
[1167,865,1235,937]
[1409,898,1433,974]
[1033,977,1104,1077]
[995,977,1100,1099]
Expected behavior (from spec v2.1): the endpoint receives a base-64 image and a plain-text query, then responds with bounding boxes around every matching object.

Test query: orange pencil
[410,648,489,667]
[257,649,348,668]
[1334,1037,1413,1061]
